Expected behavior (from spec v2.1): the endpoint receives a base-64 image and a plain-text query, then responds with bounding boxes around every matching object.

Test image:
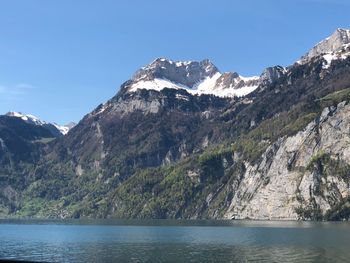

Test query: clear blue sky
[0,0,349,124]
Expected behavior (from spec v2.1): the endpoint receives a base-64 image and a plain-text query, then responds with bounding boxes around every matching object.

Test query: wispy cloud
[0,83,34,95]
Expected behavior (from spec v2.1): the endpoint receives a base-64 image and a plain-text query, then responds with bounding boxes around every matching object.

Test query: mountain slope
[0,115,65,216]
[1,28,350,220]
[0,115,62,161]
[49,88,232,180]
[111,45,350,220]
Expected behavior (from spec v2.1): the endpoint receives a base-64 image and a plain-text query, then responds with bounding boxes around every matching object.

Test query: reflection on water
[0,220,349,262]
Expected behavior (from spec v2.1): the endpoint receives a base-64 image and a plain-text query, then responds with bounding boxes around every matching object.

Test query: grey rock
[302,28,350,60]
[260,66,286,85]
[132,58,219,88]
[224,101,350,220]
[125,58,283,98]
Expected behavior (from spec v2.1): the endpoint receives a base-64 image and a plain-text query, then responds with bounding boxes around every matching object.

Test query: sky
[0,0,349,124]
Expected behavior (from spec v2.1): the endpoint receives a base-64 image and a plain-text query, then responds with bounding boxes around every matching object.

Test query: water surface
[0,219,349,262]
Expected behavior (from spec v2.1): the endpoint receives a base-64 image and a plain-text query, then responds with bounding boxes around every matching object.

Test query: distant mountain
[0,115,58,172]
[1,28,350,220]
[5,112,76,136]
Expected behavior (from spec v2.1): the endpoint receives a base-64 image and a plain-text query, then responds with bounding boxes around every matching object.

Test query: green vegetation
[295,150,350,221]
[324,198,350,220]
[231,103,319,164]
[306,151,330,171]
[317,87,350,107]
[107,142,252,219]
[114,165,194,218]
[296,198,350,221]
[32,137,56,144]
[295,205,323,221]
[198,146,230,180]
[307,151,350,181]
[231,86,350,165]
[1,60,350,220]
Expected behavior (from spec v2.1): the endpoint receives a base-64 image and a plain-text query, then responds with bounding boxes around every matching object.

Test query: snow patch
[129,72,260,98]
[175,61,192,67]
[322,47,350,69]
[322,53,337,69]
[95,103,108,115]
[128,58,262,98]
[175,94,190,101]
[6,111,45,125]
[239,75,260,82]
[53,123,70,135]
[129,78,189,92]
[194,72,222,93]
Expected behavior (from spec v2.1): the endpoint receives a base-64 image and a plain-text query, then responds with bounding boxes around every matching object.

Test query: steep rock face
[224,101,350,220]
[132,58,219,88]
[259,66,286,85]
[298,29,350,71]
[303,28,350,60]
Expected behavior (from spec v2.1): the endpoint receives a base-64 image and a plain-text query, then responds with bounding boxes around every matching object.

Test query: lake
[0,219,349,262]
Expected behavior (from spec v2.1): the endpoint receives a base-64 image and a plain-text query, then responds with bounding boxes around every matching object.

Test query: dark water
[0,220,349,262]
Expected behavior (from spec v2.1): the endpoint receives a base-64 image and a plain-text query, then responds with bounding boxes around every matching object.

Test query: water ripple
[0,220,350,262]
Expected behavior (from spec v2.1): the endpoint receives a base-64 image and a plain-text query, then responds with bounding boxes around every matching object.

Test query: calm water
[0,220,349,262]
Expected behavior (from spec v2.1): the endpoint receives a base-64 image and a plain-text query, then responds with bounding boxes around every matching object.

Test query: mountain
[0,115,57,160]
[52,122,76,136]
[5,112,76,136]
[299,28,350,69]
[301,28,350,61]
[127,58,278,97]
[1,28,350,220]
[0,112,67,169]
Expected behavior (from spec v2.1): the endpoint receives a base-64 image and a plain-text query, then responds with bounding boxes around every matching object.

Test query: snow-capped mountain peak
[127,58,262,98]
[6,111,45,126]
[5,111,75,135]
[52,122,76,135]
[132,58,219,88]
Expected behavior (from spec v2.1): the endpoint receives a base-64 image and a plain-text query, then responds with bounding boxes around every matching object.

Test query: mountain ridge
[126,57,271,98]
[1,28,350,220]
[5,111,76,136]
[302,28,350,61]
[121,29,350,100]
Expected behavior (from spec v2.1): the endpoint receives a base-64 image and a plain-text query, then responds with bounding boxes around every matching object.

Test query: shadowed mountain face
[1,29,350,220]
[0,116,61,162]
[5,112,75,136]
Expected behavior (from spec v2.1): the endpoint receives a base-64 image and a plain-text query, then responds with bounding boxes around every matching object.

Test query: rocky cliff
[225,101,350,220]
